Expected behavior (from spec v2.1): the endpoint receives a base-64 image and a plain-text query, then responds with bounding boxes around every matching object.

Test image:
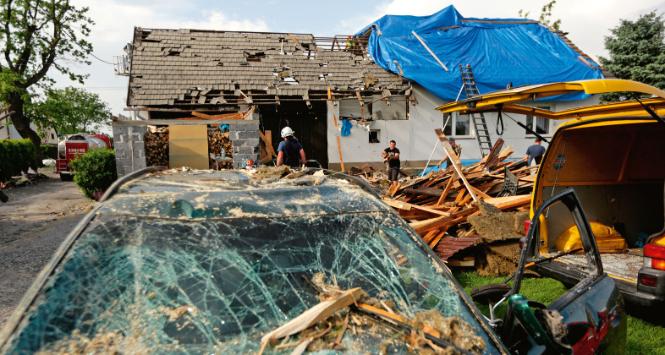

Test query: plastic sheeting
[2,171,498,354]
[358,5,603,101]
[341,118,352,136]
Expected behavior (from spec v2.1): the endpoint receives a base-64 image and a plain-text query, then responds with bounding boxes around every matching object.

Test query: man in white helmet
[276,126,306,168]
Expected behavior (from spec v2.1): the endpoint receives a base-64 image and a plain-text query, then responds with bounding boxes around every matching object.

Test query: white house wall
[326,85,599,168]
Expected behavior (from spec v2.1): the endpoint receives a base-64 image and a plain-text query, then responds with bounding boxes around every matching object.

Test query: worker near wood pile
[443,138,462,168]
[276,126,306,168]
[383,140,401,183]
[525,138,546,166]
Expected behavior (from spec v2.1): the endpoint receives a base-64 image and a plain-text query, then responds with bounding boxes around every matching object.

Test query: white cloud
[54,0,269,116]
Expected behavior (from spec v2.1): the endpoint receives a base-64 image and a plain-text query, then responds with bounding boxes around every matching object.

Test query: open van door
[473,189,626,354]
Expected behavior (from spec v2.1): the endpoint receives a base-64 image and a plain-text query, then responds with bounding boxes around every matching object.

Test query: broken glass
[2,172,500,354]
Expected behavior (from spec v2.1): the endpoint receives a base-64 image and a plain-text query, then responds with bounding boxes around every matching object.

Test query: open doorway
[258,101,328,168]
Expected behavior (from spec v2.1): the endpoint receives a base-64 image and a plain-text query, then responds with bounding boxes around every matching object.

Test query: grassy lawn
[453,271,665,354]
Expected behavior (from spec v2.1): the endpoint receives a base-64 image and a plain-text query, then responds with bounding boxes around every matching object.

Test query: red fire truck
[56,133,112,181]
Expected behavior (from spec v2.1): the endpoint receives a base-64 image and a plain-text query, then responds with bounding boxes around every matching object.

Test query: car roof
[436,79,665,121]
[98,168,391,220]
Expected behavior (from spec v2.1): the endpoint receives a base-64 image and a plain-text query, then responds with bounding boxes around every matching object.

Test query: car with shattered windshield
[0,168,504,354]
[0,166,626,354]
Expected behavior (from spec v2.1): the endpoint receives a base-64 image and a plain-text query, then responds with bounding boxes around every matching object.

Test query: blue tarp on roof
[357,5,603,101]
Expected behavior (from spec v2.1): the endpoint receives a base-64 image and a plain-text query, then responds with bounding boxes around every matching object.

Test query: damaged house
[115,5,603,174]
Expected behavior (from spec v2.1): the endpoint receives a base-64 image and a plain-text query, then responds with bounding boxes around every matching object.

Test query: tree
[0,0,93,162]
[600,12,665,98]
[30,87,110,135]
[519,0,562,32]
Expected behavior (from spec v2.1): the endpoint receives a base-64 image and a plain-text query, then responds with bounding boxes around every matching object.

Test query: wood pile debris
[383,131,537,275]
[258,273,485,354]
[145,126,169,167]
[144,125,234,169]
[348,165,390,189]
[208,127,233,169]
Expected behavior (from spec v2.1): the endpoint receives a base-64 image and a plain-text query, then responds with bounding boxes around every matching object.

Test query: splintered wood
[383,131,537,269]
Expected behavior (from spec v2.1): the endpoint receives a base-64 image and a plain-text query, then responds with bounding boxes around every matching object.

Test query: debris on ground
[382,133,536,275]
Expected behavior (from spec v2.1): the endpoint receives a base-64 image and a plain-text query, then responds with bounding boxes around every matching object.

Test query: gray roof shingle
[127,28,409,108]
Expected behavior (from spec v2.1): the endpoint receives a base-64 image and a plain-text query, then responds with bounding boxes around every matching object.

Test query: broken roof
[358,5,604,101]
[127,28,410,110]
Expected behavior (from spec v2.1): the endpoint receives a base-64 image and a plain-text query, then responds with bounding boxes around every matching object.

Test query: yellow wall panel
[169,125,209,169]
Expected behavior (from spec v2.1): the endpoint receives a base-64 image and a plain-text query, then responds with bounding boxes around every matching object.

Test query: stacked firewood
[208,127,233,169]
[144,125,234,169]
[145,126,169,167]
[383,132,537,275]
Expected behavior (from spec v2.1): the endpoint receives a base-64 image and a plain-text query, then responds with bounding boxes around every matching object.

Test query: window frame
[525,106,553,137]
[443,112,475,139]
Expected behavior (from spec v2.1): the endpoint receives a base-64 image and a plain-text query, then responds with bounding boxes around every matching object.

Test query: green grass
[453,271,665,354]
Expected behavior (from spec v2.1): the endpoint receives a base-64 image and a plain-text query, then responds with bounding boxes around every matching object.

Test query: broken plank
[434,128,478,202]
[484,194,531,210]
[436,175,455,206]
[403,186,444,197]
[383,197,450,217]
[410,207,478,235]
[259,288,366,354]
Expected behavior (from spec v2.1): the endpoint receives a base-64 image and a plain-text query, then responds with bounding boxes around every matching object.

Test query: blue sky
[59,0,665,115]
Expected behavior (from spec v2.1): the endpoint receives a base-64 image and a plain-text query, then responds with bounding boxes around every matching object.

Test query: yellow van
[439,79,665,307]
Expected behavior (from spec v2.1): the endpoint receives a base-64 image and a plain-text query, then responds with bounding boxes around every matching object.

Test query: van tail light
[643,244,665,271]
[639,274,658,287]
[523,220,531,236]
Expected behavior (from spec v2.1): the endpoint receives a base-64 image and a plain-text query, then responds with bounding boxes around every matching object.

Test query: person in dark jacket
[383,140,400,183]
[276,126,306,168]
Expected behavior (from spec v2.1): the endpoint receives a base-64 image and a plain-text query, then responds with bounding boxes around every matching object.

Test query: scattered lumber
[258,288,366,354]
[382,130,537,275]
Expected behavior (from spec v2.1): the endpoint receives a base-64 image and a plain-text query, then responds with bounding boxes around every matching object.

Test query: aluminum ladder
[459,64,493,157]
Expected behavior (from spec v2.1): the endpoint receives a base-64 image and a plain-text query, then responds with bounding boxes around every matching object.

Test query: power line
[90,53,114,65]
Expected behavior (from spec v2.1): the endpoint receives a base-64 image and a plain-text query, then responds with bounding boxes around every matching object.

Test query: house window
[369,129,380,143]
[443,113,473,137]
[526,106,551,135]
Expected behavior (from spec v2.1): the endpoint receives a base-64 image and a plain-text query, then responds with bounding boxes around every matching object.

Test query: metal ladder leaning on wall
[459,64,493,157]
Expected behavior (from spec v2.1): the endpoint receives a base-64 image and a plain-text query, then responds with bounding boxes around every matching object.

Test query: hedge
[71,149,117,199]
[0,139,36,181]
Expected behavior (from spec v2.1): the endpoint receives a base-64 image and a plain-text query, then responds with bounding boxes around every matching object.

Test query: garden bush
[0,139,36,181]
[71,148,117,199]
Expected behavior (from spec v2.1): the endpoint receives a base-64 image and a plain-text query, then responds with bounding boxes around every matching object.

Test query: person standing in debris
[383,140,401,183]
[443,138,462,168]
[525,138,546,166]
[276,126,306,168]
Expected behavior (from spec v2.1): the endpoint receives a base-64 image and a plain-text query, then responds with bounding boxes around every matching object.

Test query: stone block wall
[228,120,260,168]
[112,124,147,176]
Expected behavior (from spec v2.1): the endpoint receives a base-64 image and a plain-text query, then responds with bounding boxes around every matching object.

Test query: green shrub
[72,149,117,199]
[0,139,36,181]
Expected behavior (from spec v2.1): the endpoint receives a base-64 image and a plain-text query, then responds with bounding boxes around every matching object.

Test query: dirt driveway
[0,173,93,327]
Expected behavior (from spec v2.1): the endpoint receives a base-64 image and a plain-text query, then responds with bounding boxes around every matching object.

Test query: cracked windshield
[6,177,494,354]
